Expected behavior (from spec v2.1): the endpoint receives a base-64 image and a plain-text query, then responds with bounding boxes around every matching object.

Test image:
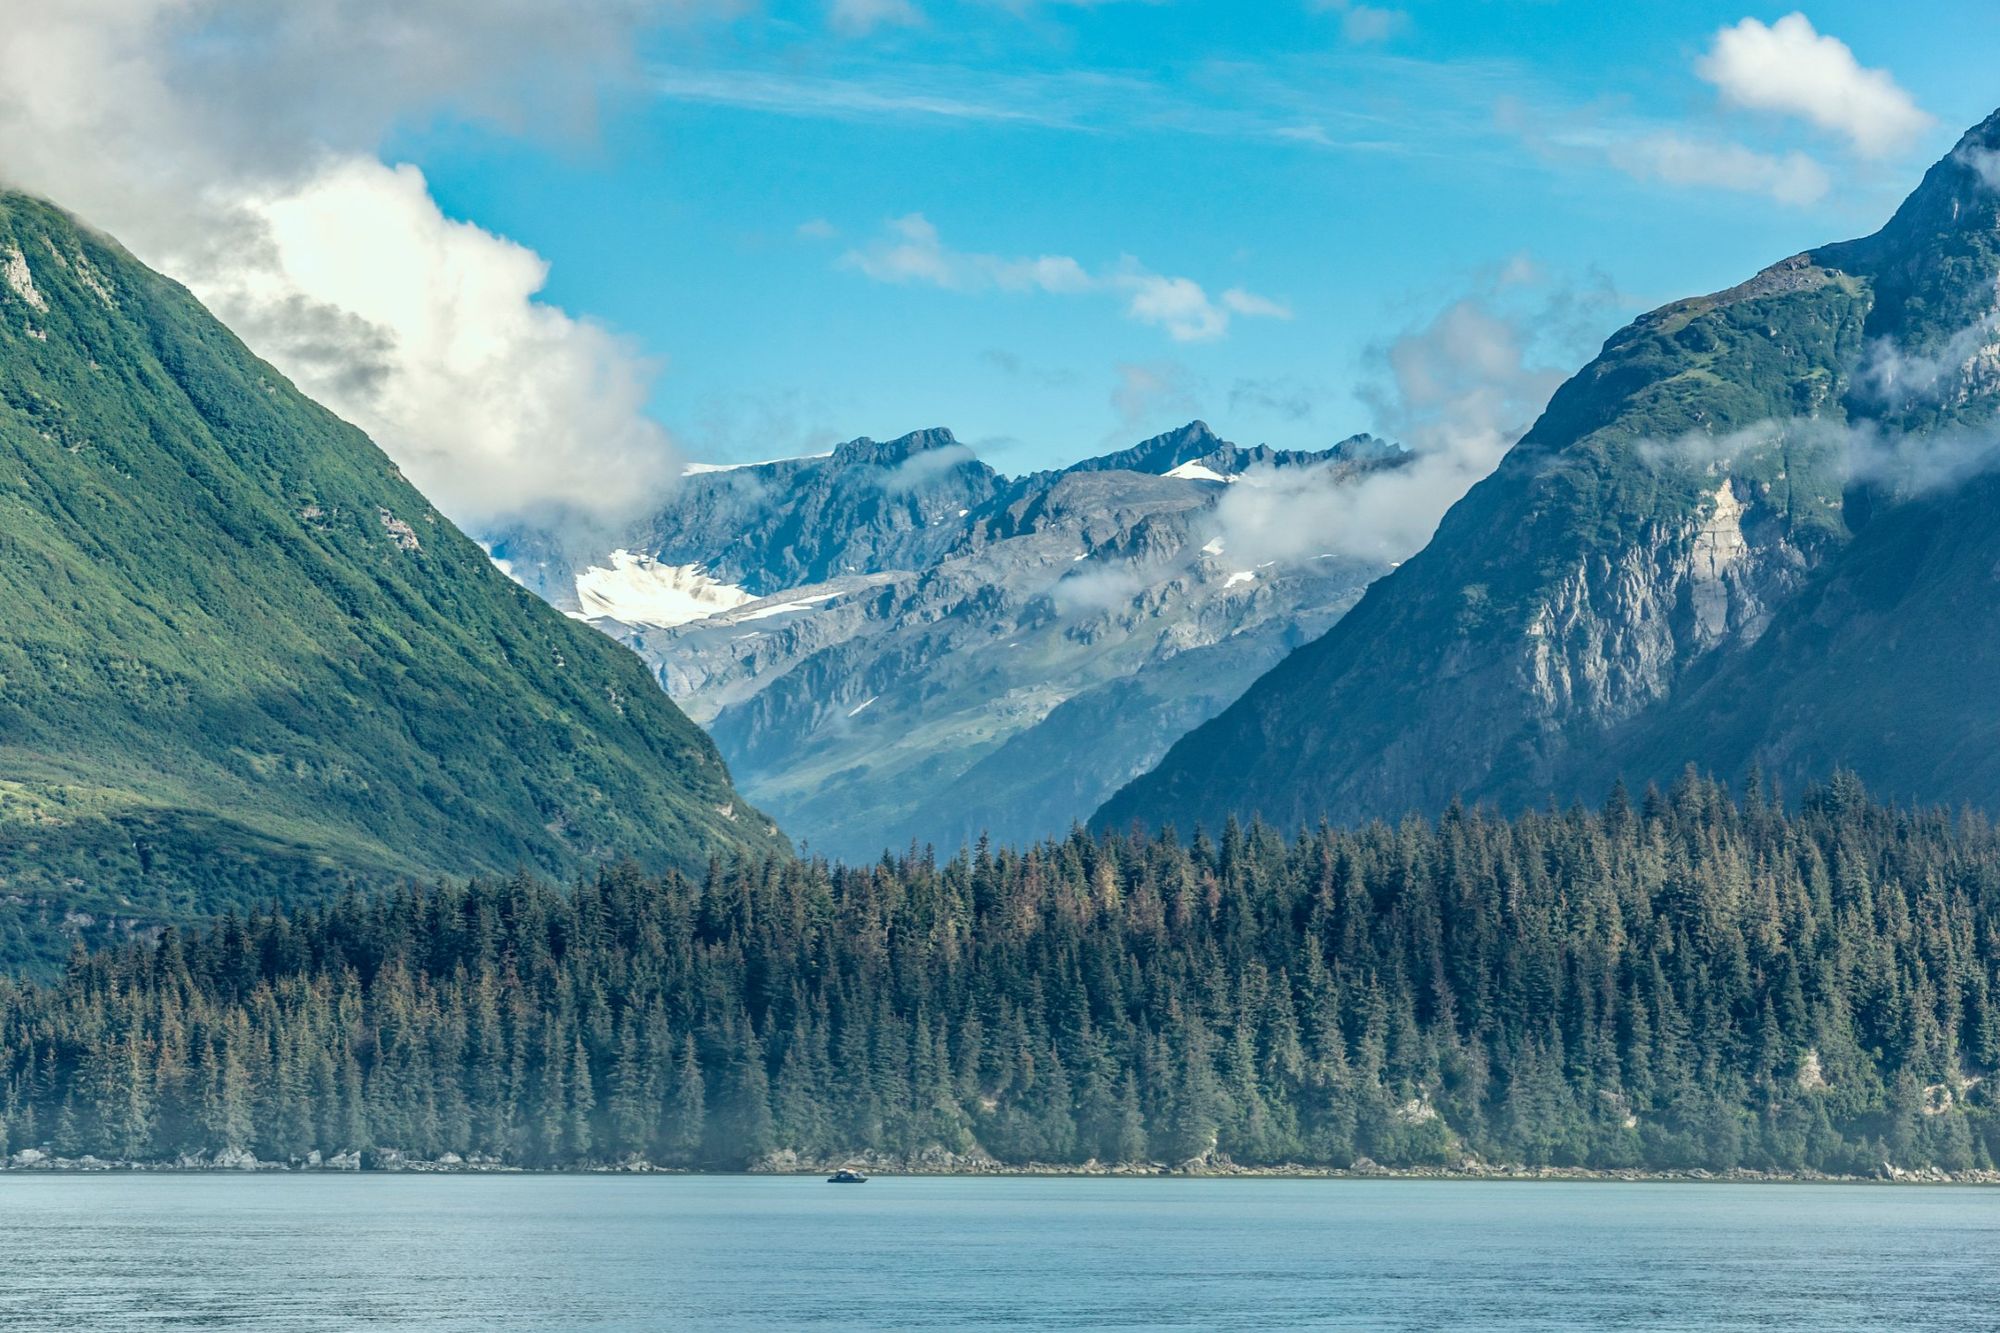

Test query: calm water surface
[0,1174,1993,1330]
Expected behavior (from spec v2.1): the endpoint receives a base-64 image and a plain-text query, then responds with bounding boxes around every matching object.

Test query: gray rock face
[1515,480,1814,758]
[490,423,1402,859]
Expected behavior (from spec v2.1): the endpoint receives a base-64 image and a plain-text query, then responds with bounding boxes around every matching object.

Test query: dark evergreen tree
[5,777,2000,1174]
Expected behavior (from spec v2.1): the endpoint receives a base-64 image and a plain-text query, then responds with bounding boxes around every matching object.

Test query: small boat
[827,1168,868,1184]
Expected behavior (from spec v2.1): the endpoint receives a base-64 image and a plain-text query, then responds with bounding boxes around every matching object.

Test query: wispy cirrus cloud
[1607,131,1832,207]
[1501,97,1838,209]
[652,65,1080,125]
[650,50,1524,159]
[838,213,1290,342]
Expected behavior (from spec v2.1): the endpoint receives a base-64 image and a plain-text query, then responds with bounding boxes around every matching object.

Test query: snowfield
[574,551,757,628]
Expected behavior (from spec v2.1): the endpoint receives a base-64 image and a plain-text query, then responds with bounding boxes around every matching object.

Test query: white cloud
[843,214,1094,293]
[1196,270,1616,570]
[1308,0,1410,45]
[1224,279,1594,565]
[1854,311,2000,415]
[840,214,1287,342]
[1118,271,1229,342]
[1696,13,1932,159]
[0,0,725,527]
[830,0,924,37]
[1221,288,1295,321]
[797,218,840,240]
[212,159,678,522]
[1608,132,1832,207]
[1205,461,1353,569]
[1959,147,2000,194]
[1051,561,1152,617]
[1638,416,2000,501]
[880,441,979,492]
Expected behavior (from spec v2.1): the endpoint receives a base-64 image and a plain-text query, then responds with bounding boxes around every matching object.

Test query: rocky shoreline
[750,1148,1999,1186]
[3,1145,1995,1185]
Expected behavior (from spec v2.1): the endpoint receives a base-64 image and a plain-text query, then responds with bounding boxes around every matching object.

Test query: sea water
[0,1174,1993,1330]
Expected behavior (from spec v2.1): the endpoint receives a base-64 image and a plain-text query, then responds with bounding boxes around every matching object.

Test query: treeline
[3,773,2000,1173]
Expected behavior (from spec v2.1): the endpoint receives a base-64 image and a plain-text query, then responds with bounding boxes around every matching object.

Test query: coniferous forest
[6,773,2000,1176]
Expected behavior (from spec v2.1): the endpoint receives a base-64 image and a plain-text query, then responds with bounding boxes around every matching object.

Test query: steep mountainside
[1619,469,2000,804]
[491,424,1401,858]
[0,192,782,964]
[1099,109,2000,834]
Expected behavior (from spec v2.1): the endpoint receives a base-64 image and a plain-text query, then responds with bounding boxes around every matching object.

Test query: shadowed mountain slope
[1099,109,2000,834]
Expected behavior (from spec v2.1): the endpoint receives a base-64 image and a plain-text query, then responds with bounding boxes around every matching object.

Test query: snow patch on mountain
[735,591,842,622]
[574,551,756,628]
[682,452,834,476]
[1165,460,1238,483]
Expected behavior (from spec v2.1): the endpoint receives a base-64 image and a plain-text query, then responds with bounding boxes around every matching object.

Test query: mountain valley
[492,424,1405,858]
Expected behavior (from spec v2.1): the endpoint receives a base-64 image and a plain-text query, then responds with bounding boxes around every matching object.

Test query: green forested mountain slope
[0,192,781,963]
[1099,108,2000,836]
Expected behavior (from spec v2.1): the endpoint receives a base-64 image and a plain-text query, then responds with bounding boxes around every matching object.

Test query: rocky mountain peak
[1955,103,2000,158]
[830,427,967,469]
[1065,421,1227,476]
[1830,106,2000,275]
[1096,104,2000,840]
[1326,434,1403,465]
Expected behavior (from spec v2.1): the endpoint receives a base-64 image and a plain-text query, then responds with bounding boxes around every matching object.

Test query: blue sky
[6,2,1992,519]
[383,2,1999,475]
